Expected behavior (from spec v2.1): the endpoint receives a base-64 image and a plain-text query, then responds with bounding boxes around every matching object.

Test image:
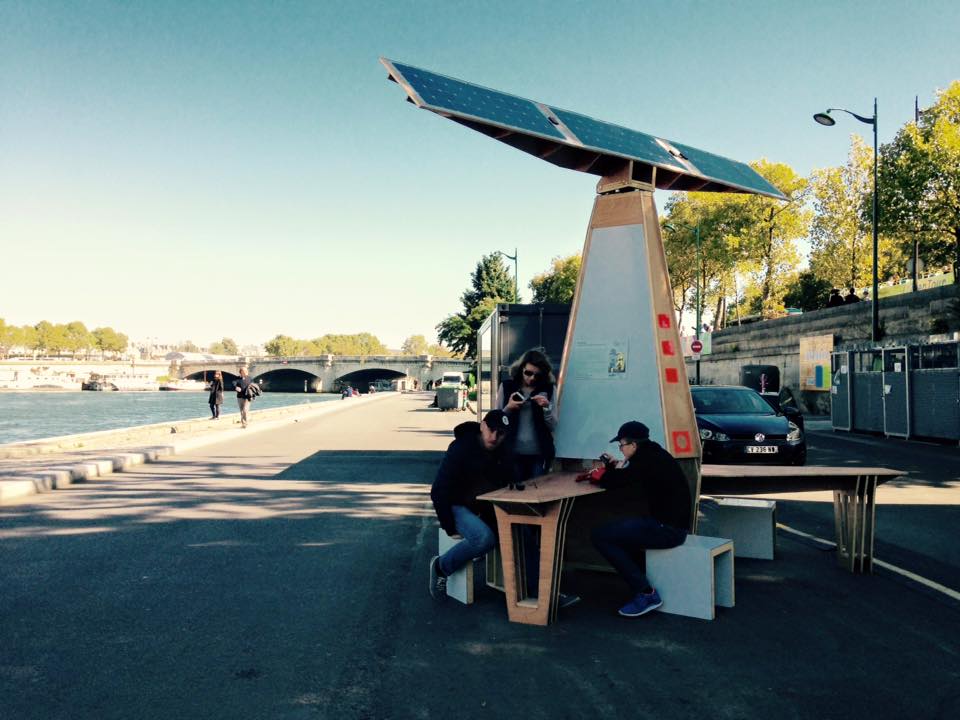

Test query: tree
[782,271,833,312]
[726,160,811,317]
[809,136,873,290]
[401,335,429,355]
[437,254,515,359]
[92,327,128,358]
[529,254,581,304]
[264,334,302,357]
[427,342,455,358]
[878,81,960,281]
[63,321,93,357]
[176,340,200,353]
[209,337,239,355]
[33,321,55,354]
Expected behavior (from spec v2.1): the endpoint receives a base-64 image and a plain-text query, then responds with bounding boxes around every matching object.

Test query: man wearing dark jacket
[429,410,514,600]
[587,421,691,618]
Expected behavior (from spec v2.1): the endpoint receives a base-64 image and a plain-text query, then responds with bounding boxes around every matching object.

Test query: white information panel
[554,223,665,459]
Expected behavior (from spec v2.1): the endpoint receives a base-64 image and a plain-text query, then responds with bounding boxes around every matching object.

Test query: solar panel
[549,107,684,173]
[381,58,785,200]
[388,61,566,142]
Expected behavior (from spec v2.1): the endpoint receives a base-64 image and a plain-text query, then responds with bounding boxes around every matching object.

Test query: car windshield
[691,388,774,415]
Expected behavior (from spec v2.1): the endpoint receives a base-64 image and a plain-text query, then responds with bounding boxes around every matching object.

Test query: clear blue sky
[2,1,957,349]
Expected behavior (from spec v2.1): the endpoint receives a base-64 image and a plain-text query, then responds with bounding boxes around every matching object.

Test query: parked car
[691,385,806,465]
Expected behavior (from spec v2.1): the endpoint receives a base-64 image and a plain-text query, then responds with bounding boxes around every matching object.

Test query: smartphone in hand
[511,392,525,403]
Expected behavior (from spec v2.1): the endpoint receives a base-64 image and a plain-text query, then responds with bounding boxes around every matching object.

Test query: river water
[0,391,342,445]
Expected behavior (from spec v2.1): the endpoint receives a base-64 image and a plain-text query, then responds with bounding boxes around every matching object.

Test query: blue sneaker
[618,589,662,617]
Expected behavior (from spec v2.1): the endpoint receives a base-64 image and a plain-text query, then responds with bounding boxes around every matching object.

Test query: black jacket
[208,377,224,405]
[499,378,556,466]
[597,440,692,531]
[236,377,261,401]
[430,421,515,535]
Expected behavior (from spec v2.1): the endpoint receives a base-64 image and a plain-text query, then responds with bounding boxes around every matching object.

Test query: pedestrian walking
[234,367,260,428]
[208,370,224,419]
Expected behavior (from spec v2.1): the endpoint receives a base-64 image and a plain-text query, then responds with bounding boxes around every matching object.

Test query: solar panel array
[382,58,785,200]
[390,61,566,142]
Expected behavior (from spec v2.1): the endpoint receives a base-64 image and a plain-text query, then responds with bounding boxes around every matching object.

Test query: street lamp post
[665,222,702,384]
[495,248,518,302]
[814,99,880,342]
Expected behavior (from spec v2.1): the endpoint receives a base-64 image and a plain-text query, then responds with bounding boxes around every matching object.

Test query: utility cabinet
[476,303,571,417]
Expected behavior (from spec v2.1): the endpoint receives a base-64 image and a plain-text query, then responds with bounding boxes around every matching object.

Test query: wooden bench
[646,535,735,621]
[700,497,777,560]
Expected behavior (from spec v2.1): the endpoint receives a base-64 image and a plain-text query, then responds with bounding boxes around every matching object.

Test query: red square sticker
[660,340,675,356]
[657,314,671,329]
[665,368,679,383]
[672,431,692,454]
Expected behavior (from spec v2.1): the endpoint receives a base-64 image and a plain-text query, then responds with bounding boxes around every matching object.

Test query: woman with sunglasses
[496,349,557,482]
[496,350,579,607]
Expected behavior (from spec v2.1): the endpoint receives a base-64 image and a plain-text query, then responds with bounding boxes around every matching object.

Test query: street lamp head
[813,111,836,126]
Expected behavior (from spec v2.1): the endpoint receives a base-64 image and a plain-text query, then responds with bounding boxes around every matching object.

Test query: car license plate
[746,446,778,454]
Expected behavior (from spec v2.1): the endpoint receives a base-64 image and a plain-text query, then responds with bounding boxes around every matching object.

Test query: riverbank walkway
[1,392,958,719]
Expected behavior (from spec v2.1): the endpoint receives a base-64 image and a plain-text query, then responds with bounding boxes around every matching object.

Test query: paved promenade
[1,392,957,719]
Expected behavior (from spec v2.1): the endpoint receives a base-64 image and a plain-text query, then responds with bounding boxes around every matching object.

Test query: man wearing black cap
[429,409,515,600]
[587,420,691,617]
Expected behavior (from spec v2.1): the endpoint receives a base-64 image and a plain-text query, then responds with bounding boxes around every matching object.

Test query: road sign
[691,339,703,354]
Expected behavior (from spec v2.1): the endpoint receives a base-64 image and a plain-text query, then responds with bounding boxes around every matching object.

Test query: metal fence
[832,342,959,442]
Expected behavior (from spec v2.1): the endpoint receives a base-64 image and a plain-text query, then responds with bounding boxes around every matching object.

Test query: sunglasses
[618,440,635,449]
[522,369,541,378]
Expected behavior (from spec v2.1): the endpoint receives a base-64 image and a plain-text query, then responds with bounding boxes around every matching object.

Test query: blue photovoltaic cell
[669,141,782,196]
[390,61,565,141]
[384,59,785,199]
[549,107,681,170]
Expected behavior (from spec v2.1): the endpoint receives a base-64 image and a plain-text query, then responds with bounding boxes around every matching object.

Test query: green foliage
[401,334,429,355]
[782,271,833,311]
[264,332,388,357]
[208,337,238,355]
[878,81,960,280]
[264,334,306,357]
[529,254,581,304]
[427,343,455,358]
[92,327,129,357]
[0,318,125,357]
[662,160,810,327]
[176,340,200,353]
[437,254,514,359]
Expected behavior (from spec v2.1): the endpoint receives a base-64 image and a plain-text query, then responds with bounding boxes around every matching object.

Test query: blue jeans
[591,517,687,594]
[438,505,497,576]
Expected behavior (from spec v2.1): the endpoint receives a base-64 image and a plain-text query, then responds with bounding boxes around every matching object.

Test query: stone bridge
[175,355,473,393]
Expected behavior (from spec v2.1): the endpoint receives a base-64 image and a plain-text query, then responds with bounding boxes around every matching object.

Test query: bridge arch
[252,367,323,393]
[183,368,240,386]
[336,367,407,393]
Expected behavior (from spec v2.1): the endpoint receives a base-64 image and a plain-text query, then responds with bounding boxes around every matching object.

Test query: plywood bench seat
[646,534,735,621]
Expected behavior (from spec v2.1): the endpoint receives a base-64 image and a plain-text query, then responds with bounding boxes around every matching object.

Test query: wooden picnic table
[478,471,604,626]
[699,464,905,573]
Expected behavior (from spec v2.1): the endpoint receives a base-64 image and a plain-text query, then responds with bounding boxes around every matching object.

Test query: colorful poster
[800,334,833,391]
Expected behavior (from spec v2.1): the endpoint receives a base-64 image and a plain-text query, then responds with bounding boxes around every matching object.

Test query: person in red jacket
[587,421,691,618]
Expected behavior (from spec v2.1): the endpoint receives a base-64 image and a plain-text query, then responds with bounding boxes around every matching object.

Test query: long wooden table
[477,472,604,626]
[700,465,905,573]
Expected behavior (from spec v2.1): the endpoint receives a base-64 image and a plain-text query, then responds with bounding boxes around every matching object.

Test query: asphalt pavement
[1,394,958,719]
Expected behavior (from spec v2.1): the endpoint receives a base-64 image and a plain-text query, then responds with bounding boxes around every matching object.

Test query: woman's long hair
[509,349,556,389]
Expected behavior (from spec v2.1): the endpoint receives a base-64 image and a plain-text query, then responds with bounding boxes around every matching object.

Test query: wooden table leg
[493,499,574,626]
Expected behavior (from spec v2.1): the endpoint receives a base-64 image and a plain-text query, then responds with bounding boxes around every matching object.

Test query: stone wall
[685,284,960,414]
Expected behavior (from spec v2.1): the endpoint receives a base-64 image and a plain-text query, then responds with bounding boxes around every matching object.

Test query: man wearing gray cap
[429,409,515,600]
[583,420,691,617]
